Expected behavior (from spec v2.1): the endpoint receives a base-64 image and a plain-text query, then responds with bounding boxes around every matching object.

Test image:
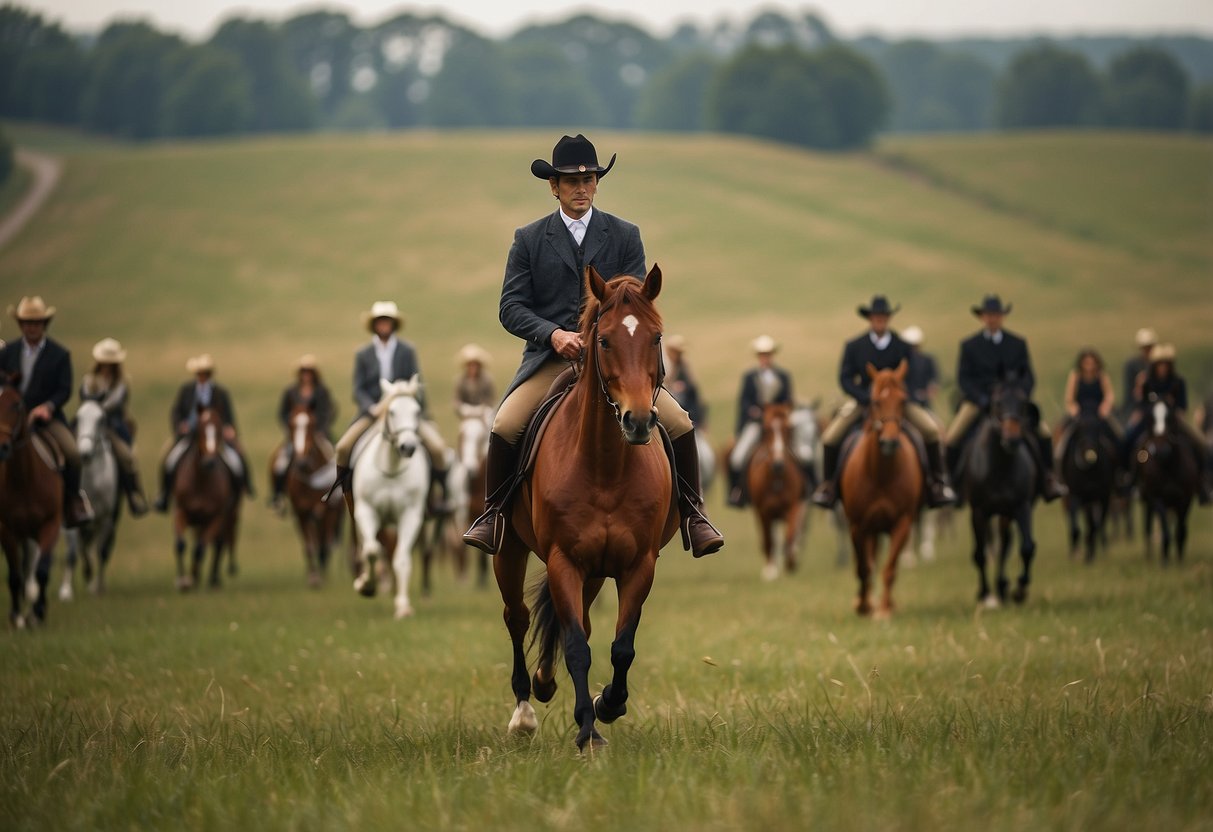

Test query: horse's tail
[527,574,563,671]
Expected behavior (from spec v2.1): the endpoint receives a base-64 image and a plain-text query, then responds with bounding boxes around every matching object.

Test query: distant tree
[425,36,514,126]
[635,52,718,131]
[280,11,357,119]
[878,40,995,131]
[502,42,608,127]
[210,18,316,132]
[708,43,887,149]
[1104,46,1190,129]
[80,22,184,138]
[996,43,1101,128]
[0,5,87,123]
[1188,84,1213,133]
[329,93,387,131]
[161,45,253,137]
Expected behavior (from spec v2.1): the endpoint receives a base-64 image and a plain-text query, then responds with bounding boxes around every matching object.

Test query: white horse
[60,400,120,600]
[351,377,430,619]
[455,403,492,574]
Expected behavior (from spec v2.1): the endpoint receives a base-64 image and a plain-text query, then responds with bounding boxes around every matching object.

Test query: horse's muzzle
[398,440,418,458]
[879,438,900,457]
[620,408,658,445]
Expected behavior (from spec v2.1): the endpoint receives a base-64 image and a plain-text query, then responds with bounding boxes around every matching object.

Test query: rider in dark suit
[726,335,793,507]
[0,296,93,527]
[463,134,722,557]
[944,295,1065,501]
[153,353,253,512]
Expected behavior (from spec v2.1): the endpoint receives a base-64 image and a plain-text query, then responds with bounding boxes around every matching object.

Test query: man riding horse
[153,353,254,511]
[462,133,722,558]
[0,295,94,527]
[726,335,793,508]
[944,294,1065,502]
[811,295,956,509]
[269,354,336,512]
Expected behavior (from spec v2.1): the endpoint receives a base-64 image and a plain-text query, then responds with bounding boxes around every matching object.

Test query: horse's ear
[586,265,607,301]
[894,359,908,380]
[643,263,662,300]
[403,374,420,396]
[379,378,393,397]
[196,402,206,414]
[866,362,878,380]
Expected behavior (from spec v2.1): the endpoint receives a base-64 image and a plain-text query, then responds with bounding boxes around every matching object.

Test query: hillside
[1,127,1210,451]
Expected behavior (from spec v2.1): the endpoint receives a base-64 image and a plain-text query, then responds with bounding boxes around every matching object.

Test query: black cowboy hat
[972,294,1013,317]
[531,134,616,180]
[857,295,900,318]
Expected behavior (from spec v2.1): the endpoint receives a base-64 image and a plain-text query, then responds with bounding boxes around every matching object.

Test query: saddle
[836,419,928,500]
[500,365,680,516]
[31,428,65,472]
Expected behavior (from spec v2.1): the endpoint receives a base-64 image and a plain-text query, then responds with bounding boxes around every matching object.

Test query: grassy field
[0,124,1211,830]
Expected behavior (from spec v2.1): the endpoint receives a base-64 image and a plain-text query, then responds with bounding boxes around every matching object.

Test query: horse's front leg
[878,514,915,619]
[1084,501,1099,564]
[59,528,79,602]
[850,524,874,616]
[31,530,56,624]
[995,516,1013,603]
[971,508,994,607]
[595,554,655,726]
[758,514,777,581]
[1010,503,1036,604]
[3,536,24,628]
[391,505,425,619]
[173,511,192,591]
[204,515,226,589]
[784,500,805,574]
[548,553,603,751]
[1066,500,1080,559]
[495,535,537,734]
[352,500,382,598]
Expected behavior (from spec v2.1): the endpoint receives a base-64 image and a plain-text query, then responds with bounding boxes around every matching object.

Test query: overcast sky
[24,0,1213,39]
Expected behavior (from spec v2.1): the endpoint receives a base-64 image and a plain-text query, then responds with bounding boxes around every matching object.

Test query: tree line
[1,3,1211,161]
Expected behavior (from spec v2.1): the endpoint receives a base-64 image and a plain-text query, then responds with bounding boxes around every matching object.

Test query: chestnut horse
[172,405,240,590]
[279,403,343,587]
[495,265,679,752]
[746,402,806,580]
[839,362,923,617]
[0,372,63,626]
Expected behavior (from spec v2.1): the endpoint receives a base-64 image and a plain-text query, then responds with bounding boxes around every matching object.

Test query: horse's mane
[578,274,663,340]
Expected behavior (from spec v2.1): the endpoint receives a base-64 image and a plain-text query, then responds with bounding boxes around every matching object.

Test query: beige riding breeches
[335,413,448,468]
[946,401,1050,446]
[821,397,942,446]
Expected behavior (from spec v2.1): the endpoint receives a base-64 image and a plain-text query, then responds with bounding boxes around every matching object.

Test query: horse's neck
[569,357,628,479]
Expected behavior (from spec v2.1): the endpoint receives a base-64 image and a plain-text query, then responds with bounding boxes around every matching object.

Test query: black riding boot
[153,462,174,513]
[236,450,255,498]
[810,444,840,508]
[121,467,149,517]
[672,432,724,558]
[1032,434,1066,502]
[726,464,744,508]
[63,464,94,528]
[925,441,958,508]
[269,468,288,513]
[429,466,453,516]
[463,434,521,555]
[323,464,351,503]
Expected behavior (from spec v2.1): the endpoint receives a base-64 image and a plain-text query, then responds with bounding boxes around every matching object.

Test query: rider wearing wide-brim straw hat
[329,300,452,513]
[810,295,956,510]
[462,133,722,557]
[1120,326,1157,422]
[725,334,794,508]
[663,334,707,429]
[152,353,255,512]
[268,354,337,512]
[454,343,497,411]
[0,296,95,527]
[80,336,149,515]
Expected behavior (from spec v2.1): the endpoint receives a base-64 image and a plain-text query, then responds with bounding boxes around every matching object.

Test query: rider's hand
[177,421,190,435]
[222,425,237,442]
[1067,403,1080,418]
[550,329,584,360]
[27,404,52,425]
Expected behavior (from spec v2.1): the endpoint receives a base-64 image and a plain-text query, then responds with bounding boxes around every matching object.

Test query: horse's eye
[598,337,609,349]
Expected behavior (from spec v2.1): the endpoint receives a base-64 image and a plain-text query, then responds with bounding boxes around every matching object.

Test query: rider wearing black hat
[944,294,1065,502]
[811,295,957,509]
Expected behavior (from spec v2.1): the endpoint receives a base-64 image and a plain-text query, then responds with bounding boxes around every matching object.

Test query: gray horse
[60,400,120,599]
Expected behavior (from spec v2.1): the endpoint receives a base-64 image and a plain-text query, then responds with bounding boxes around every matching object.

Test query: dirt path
[0,149,62,250]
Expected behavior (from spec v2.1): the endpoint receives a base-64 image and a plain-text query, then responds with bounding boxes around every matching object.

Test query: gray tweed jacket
[499,208,645,398]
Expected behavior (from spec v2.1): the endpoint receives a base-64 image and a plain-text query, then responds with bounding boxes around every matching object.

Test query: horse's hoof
[176,576,193,592]
[577,730,608,754]
[507,701,538,734]
[58,585,73,603]
[10,613,25,630]
[393,603,414,620]
[854,598,872,617]
[1011,587,1028,605]
[874,604,893,621]
[980,595,1001,610]
[761,563,779,582]
[532,671,557,703]
[25,579,38,603]
[593,693,627,724]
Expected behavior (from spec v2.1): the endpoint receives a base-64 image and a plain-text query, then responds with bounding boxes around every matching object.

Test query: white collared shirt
[374,335,399,380]
[195,381,213,407]
[560,207,593,246]
[984,329,1004,345]
[20,338,46,395]
[869,331,892,350]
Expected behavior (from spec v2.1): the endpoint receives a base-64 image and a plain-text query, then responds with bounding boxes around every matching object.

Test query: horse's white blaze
[204,424,217,455]
[772,418,785,461]
[292,412,308,456]
[622,314,639,336]
[1152,401,1167,437]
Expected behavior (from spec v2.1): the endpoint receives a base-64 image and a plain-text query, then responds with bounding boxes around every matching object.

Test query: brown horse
[0,372,63,627]
[839,362,923,617]
[1135,399,1198,563]
[172,405,239,590]
[746,402,806,580]
[277,403,343,587]
[495,265,679,752]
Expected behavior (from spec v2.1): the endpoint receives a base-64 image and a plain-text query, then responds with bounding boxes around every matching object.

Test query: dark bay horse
[172,405,240,590]
[1135,400,1197,563]
[963,383,1038,607]
[746,402,806,580]
[838,362,923,617]
[0,372,63,626]
[495,265,679,752]
[1059,414,1117,563]
[279,403,343,587]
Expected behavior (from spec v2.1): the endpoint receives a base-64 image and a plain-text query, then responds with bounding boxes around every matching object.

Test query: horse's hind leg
[1084,502,1098,564]
[392,507,424,619]
[3,533,25,627]
[784,502,805,574]
[971,509,995,607]
[352,501,382,598]
[878,515,914,619]
[995,516,1013,603]
[1176,502,1190,562]
[759,517,777,581]
[494,537,536,734]
[850,525,874,616]
[596,555,656,726]
[1066,501,1080,559]
[60,528,79,602]
[1011,504,1036,604]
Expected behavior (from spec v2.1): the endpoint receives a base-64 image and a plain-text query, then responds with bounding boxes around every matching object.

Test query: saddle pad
[32,433,64,471]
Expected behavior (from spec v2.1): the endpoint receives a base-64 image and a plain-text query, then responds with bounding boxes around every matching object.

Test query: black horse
[962,383,1038,607]
[1134,399,1198,564]
[1059,414,1118,563]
